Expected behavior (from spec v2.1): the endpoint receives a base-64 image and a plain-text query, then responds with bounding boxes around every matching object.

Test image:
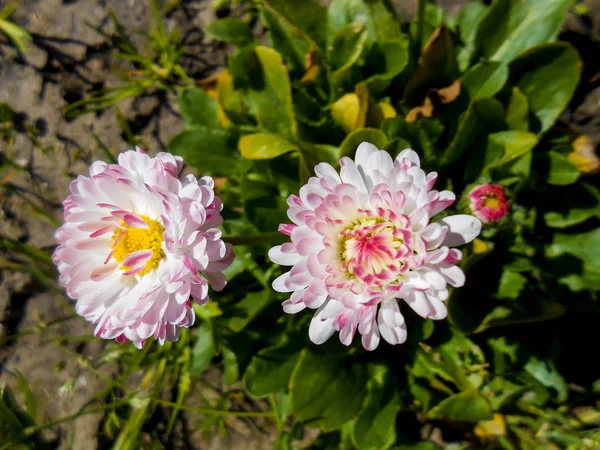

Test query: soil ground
[1,0,599,449]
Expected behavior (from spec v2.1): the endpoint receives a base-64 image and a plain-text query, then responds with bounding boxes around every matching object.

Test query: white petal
[268,244,303,266]
[309,301,337,344]
[438,215,482,246]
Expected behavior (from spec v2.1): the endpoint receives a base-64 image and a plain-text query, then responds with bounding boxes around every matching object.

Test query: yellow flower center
[111,215,165,276]
[483,196,500,210]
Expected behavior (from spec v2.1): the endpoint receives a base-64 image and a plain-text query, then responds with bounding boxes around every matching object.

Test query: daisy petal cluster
[53,148,234,348]
[269,143,481,350]
[467,183,509,223]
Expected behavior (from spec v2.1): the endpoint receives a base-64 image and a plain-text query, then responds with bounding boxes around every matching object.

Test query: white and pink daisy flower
[269,143,481,350]
[53,148,234,348]
[467,183,509,223]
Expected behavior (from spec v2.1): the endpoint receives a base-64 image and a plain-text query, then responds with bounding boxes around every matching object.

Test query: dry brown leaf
[406,79,461,123]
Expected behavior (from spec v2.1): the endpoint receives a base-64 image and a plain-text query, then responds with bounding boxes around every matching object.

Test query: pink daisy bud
[466,183,509,224]
[269,143,482,351]
[53,148,234,348]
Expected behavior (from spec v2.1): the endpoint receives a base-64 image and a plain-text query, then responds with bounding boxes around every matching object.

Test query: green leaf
[168,127,250,177]
[524,355,568,402]
[364,38,410,95]
[290,350,367,431]
[546,228,600,266]
[339,128,388,159]
[352,365,400,450]
[382,117,444,163]
[222,346,239,385]
[0,103,16,123]
[461,62,509,100]
[403,26,459,105]
[427,391,493,422]
[547,150,581,185]
[474,0,575,64]
[497,269,527,300]
[473,301,566,333]
[249,46,297,138]
[510,42,581,134]
[329,23,369,85]
[190,319,217,376]
[239,133,299,160]
[177,87,219,129]
[0,18,32,54]
[456,1,487,71]
[244,339,302,398]
[226,290,272,333]
[506,86,529,131]
[443,98,505,165]
[264,0,327,50]
[328,0,403,45]
[469,130,538,179]
[206,18,252,47]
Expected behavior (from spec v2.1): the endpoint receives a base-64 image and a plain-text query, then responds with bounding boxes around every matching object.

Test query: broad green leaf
[456,1,487,71]
[217,70,251,125]
[225,290,272,332]
[546,228,600,266]
[168,127,250,177]
[443,98,505,165]
[339,128,388,159]
[545,207,600,228]
[497,269,527,300]
[264,0,327,50]
[524,355,568,402]
[244,339,302,397]
[239,133,299,160]
[331,88,368,133]
[328,0,403,45]
[547,150,581,185]
[290,350,367,431]
[394,444,442,450]
[544,183,600,228]
[352,365,400,450]
[206,18,252,47]
[190,319,216,375]
[177,87,219,129]
[403,26,459,105]
[249,46,297,138]
[427,391,493,422]
[468,130,538,179]
[510,43,581,134]
[329,23,369,85]
[506,86,529,131]
[364,38,410,95]
[0,386,29,446]
[474,0,574,64]
[461,62,508,100]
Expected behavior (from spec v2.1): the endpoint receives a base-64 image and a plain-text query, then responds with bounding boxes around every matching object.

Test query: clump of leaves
[64,0,193,118]
[166,0,600,448]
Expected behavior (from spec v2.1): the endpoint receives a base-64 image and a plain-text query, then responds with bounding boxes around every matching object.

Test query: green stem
[153,398,276,418]
[414,0,427,62]
[24,399,133,435]
[222,232,286,246]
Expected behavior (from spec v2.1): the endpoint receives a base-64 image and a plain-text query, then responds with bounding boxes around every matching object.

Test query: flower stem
[223,232,286,246]
[153,398,276,418]
[414,0,427,62]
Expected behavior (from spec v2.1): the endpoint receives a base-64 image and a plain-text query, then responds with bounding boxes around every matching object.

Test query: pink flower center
[339,219,407,286]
